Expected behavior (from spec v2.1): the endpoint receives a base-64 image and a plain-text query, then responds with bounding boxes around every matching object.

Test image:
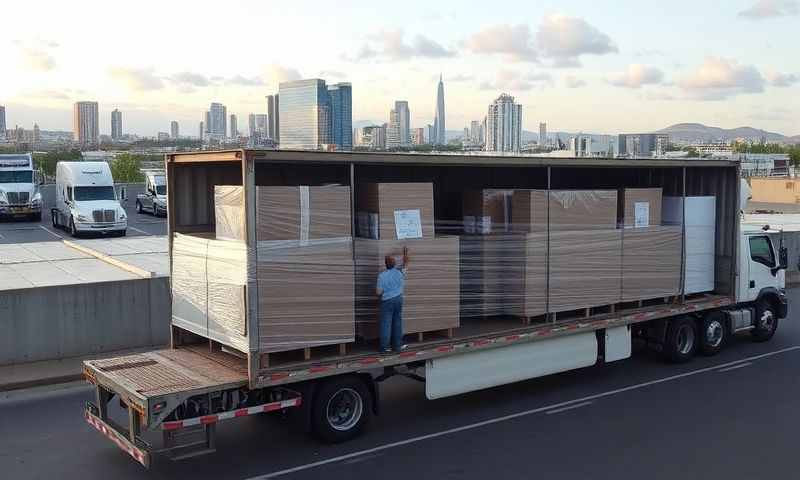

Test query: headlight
[77,214,89,222]
[0,192,7,205]
[31,193,42,206]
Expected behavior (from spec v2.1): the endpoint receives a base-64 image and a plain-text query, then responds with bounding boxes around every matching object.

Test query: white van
[52,161,127,237]
[0,153,43,221]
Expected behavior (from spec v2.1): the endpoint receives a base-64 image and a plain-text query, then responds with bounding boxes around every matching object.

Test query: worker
[375,246,410,353]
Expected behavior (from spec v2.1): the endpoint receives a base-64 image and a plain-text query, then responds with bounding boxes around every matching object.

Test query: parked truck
[83,150,788,467]
[136,169,167,217]
[0,153,43,221]
[52,161,127,237]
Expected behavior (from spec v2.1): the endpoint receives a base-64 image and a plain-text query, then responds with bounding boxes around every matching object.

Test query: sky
[2,0,799,137]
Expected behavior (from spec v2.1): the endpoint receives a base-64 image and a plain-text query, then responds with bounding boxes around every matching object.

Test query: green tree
[110,153,145,183]
[32,149,81,181]
[685,147,699,157]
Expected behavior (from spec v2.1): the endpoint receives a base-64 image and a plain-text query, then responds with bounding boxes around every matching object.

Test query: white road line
[545,401,594,415]
[39,225,62,239]
[245,345,800,480]
[717,362,753,372]
[0,232,4,239]
[127,226,150,235]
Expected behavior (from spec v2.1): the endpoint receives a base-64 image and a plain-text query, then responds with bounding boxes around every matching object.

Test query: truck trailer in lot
[83,150,788,467]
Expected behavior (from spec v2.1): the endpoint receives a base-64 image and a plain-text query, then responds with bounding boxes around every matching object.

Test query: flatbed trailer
[83,150,788,467]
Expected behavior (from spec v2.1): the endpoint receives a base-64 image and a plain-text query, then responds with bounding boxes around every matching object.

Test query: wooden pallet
[260,343,349,368]
[410,327,454,343]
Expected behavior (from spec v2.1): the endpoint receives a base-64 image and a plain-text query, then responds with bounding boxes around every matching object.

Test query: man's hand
[402,246,410,266]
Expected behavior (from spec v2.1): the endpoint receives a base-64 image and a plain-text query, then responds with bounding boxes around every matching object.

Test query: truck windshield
[74,186,117,201]
[155,185,166,195]
[0,170,33,183]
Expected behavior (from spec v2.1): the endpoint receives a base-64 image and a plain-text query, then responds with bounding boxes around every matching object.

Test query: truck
[83,150,788,467]
[0,153,43,221]
[52,161,128,237]
[136,169,167,217]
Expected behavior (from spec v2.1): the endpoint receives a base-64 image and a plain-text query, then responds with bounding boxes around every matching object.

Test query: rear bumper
[84,404,150,467]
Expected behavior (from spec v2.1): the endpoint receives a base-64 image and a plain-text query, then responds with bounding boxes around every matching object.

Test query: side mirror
[779,246,788,270]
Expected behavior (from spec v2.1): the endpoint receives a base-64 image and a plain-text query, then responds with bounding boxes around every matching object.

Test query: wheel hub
[705,321,723,347]
[326,388,363,432]
[677,324,695,355]
[759,310,774,330]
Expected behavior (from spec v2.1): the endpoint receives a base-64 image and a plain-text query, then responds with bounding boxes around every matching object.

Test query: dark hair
[384,255,395,269]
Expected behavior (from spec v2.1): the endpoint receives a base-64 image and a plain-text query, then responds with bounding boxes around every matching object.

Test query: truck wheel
[136,201,143,214]
[699,311,726,356]
[31,212,42,222]
[311,376,372,443]
[663,316,697,363]
[752,299,778,342]
[51,211,59,228]
[69,217,79,237]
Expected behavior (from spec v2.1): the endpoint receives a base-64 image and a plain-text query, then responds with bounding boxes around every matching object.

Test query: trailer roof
[167,149,740,168]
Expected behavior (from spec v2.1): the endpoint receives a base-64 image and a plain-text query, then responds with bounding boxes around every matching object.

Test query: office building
[73,101,99,146]
[111,109,122,141]
[469,120,482,144]
[617,133,670,157]
[485,93,522,153]
[355,124,387,149]
[208,103,227,139]
[539,122,547,146]
[199,121,204,141]
[278,79,332,150]
[248,114,256,136]
[0,105,5,140]
[387,100,410,148]
[157,132,170,141]
[433,75,446,145]
[426,124,435,145]
[204,111,211,135]
[328,82,352,150]
[267,94,279,142]
[230,114,238,138]
[255,114,268,135]
[171,120,179,139]
[413,127,425,145]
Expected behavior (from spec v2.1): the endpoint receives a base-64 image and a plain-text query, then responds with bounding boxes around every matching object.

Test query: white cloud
[739,0,798,19]
[535,14,617,67]
[171,72,211,87]
[448,74,475,82]
[608,64,664,88]
[108,67,165,91]
[564,75,587,88]
[464,24,537,62]
[480,70,553,91]
[227,75,264,87]
[678,57,765,100]
[263,65,302,88]
[14,40,59,72]
[766,71,799,86]
[355,30,454,61]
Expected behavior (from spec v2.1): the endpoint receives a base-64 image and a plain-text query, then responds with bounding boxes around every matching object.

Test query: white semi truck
[83,151,788,467]
[0,153,43,221]
[52,161,127,237]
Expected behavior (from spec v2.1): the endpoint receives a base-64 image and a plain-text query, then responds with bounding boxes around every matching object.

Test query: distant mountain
[656,123,789,143]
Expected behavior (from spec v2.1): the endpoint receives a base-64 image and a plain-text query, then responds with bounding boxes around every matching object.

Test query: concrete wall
[0,276,170,365]
[40,183,146,211]
[750,178,800,204]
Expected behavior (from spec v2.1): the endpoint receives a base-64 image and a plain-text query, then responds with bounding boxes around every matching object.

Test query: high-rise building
[433,75,446,145]
[266,94,279,142]
[412,127,425,145]
[617,133,670,157]
[157,132,170,141]
[539,122,547,146]
[328,82,352,150]
[355,125,387,149]
[387,101,410,148]
[485,93,522,153]
[171,120,179,139]
[255,114,268,134]
[248,114,256,136]
[199,121,204,141]
[469,120,482,144]
[208,103,227,139]
[73,101,99,146]
[111,109,123,141]
[0,105,5,140]
[204,111,211,135]
[33,123,40,144]
[278,79,333,150]
[426,124,435,145]
[230,114,238,138]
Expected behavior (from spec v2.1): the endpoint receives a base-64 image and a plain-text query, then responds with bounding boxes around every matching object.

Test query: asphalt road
[0,199,166,244]
[1,291,799,480]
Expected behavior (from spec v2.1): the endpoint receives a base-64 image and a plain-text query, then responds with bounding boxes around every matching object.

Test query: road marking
[127,226,150,236]
[545,401,594,415]
[39,225,62,238]
[245,345,800,480]
[717,362,753,372]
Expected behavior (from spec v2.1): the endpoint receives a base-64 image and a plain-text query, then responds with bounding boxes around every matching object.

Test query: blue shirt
[377,267,406,301]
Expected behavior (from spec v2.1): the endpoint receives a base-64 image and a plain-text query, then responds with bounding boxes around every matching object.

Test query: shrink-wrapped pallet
[622,226,682,301]
[462,189,514,234]
[256,185,351,241]
[620,188,662,228]
[356,183,434,239]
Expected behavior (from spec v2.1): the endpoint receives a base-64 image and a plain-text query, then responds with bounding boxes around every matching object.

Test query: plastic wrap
[257,186,351,242]
[620,188,662,228]
[663,196,716,294]
[215,185,246,241]
[356,183,435,240]
[621,226,682,301]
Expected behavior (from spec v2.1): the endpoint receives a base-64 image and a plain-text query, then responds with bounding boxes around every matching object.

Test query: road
[0,200,165,244]
[1,292,798,480]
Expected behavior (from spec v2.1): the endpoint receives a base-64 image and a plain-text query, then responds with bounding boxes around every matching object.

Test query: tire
[663,316,697,363]
[136,201,143,214]
[311,376,372,443]
[31,212,42,222]
[118,229,127,237]
[51,211,59,228]
[69,217,79,237]
[752,299,779,342]
[699,311,727,356]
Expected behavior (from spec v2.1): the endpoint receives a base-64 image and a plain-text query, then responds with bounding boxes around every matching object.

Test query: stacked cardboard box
[354,237,460,338]
[663,196,716,294]
[622,225,682,301]
[357,183,434,239]
[462,189,513,234]
[257,185,352,241]
[620,188,662,228]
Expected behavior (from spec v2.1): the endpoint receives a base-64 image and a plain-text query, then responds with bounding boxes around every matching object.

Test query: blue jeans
[379,295,404,351]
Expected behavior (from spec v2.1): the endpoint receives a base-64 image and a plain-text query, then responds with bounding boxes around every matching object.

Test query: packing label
[394,209,423,239]
[634,202,649,228]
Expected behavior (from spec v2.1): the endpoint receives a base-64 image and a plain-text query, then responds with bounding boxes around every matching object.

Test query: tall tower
[73,101,99,147]
[485,93,522,153]
[111,109,123,140]
[230,114,238,138]
[171,120,179,139]
[539,122,547,146]
[434,74,446,145]
[266,94,279,142]
[0,105,5,140]
[328,82,352,150]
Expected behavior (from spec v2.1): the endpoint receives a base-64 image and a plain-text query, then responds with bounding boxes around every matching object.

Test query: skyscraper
[204,111,211,135]
[412,128,425,145]
[539,122,547,146]
[171,120,179,139]
[111,109,122,140]
[426,124,435,145]
[433,75,446,145]
[485,93,522,153]
[208,103,227,139]
[266,94,279,143]
[73,101,99,146]
[248,114,256,136]
[278,79,331,150]
[328,82,352,150]
[387,101,410,148]
[199,121,204,141]
[470,120,481,144]
[255,114,268,134]
[0,105,5,140]
[230,114,238,138]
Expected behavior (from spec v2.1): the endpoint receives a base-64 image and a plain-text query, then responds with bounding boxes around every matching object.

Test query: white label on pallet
[634,202,649,228]
[394,209,422,239]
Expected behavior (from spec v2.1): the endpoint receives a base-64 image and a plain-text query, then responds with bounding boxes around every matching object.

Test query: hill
[656,123,788,143]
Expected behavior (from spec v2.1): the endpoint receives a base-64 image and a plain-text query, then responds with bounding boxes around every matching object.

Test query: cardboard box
[357,183,435,240]
[256,239,355,353]
[354,236,460,338]
[512,190,617,232]
[620,188,662,228]
[622,226,682,301]
[256,186,351,241]
[505,233,547,318]
[463,189,513,234]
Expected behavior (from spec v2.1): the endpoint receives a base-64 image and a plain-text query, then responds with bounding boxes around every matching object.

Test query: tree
[32,149,81,181]
[685,147,699,157]
[110,153,145,183]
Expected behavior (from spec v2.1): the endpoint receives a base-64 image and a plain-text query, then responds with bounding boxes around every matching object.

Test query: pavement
[1,290,799,480]
[0,198,166,244]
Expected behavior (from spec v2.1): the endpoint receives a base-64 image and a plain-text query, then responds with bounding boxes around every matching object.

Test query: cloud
[608,64,665,88]
[226,75,264,86]
[480,70,553,91]
[642,91,676,101]
[739,0,798,18]
[264,64,302,88]
[564,75,587,88]
[14,39,59,72]
[448,74,475,82]
[766,71,799,86]
[464,24,537,62]
[319,70,346,79]
[535,14,617,67]
[171,72,211,87]
[108,67,165,91]
[678,57,765,100]
[354,30,455,61]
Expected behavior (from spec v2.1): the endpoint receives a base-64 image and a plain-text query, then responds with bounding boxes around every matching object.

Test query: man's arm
[376,275,384,297]
[402,246,410,270]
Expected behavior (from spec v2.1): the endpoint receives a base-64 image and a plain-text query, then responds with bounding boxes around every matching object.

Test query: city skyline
[2,0,799,136]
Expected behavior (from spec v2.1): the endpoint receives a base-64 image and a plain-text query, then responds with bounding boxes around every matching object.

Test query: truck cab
[0,153,43,221]
[136,170,167,217]
[52,161,127,237]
